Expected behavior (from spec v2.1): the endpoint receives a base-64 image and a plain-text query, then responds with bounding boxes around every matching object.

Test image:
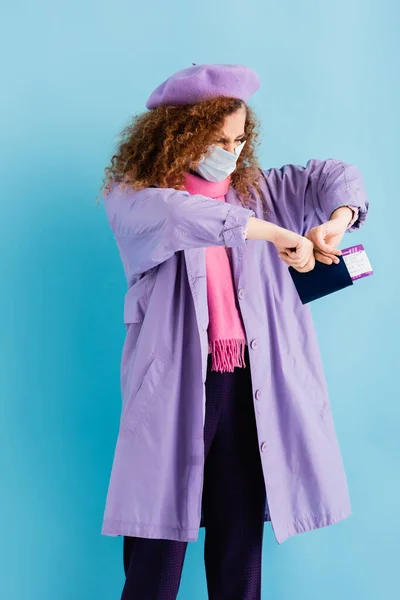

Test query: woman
[100,63,368,600]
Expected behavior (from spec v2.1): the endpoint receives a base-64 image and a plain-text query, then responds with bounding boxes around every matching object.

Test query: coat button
[255,389,262,400]
[238,288,245,299]
[250,339,259,350]
[261,441,268,452]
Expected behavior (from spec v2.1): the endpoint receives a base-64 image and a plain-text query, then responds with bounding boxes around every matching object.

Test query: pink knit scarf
[183,172,247,372]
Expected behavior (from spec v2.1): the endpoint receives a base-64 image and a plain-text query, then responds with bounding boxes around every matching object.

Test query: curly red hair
[99,96,267,209]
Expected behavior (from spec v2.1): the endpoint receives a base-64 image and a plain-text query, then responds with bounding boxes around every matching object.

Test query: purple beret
[146,63,260,109]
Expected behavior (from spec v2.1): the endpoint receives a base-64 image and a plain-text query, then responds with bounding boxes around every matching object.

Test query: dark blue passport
[289,256,354,304]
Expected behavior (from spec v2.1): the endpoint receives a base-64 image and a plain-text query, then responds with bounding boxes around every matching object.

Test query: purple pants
[121,346,267,600]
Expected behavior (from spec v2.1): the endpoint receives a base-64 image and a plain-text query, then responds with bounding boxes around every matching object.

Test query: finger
[314,252,333,265]
[280,250,300,266]
[304,254,316,272]
[313,228,333,254]
[297,244,315,268]
[287,247,309,266]
[278,252,293,266]
[315,251,340,265]
[295,255,315,273]
[303,254,316,272]
[317,246,342,258]
[279,250,308,268]
[279,250,291,260]
[312,229,341,256]
[284,238,314,266]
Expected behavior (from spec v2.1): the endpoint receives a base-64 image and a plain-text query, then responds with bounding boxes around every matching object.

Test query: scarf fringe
[208,339,247,373]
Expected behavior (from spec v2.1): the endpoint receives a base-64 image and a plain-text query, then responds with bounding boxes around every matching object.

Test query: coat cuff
[222,205,255,247]
[346,206,360,229]
[329,203,368,233]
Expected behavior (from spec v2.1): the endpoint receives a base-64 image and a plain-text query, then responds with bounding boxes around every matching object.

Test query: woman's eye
[215,138,245,147]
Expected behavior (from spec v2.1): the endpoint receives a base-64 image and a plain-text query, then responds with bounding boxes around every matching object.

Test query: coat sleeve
[260,158,369,236]
[104,182,255,275]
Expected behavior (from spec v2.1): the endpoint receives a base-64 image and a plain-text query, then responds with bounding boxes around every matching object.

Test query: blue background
[1,1,398,598]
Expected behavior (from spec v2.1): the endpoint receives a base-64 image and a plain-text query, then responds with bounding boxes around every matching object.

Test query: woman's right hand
[272,227,316,273]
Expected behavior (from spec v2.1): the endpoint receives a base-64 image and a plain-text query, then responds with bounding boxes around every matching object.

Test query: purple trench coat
[101,158,368,544]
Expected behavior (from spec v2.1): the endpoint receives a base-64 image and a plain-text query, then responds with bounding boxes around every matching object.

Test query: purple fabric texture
[146,63,260,109]
[101,158,369,545]
[121,347,265,600]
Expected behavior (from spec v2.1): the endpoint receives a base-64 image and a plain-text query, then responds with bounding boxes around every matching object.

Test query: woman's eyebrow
[218,133,246,141]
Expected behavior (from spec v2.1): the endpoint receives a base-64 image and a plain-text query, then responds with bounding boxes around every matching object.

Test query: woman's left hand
[306,207,353,265]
